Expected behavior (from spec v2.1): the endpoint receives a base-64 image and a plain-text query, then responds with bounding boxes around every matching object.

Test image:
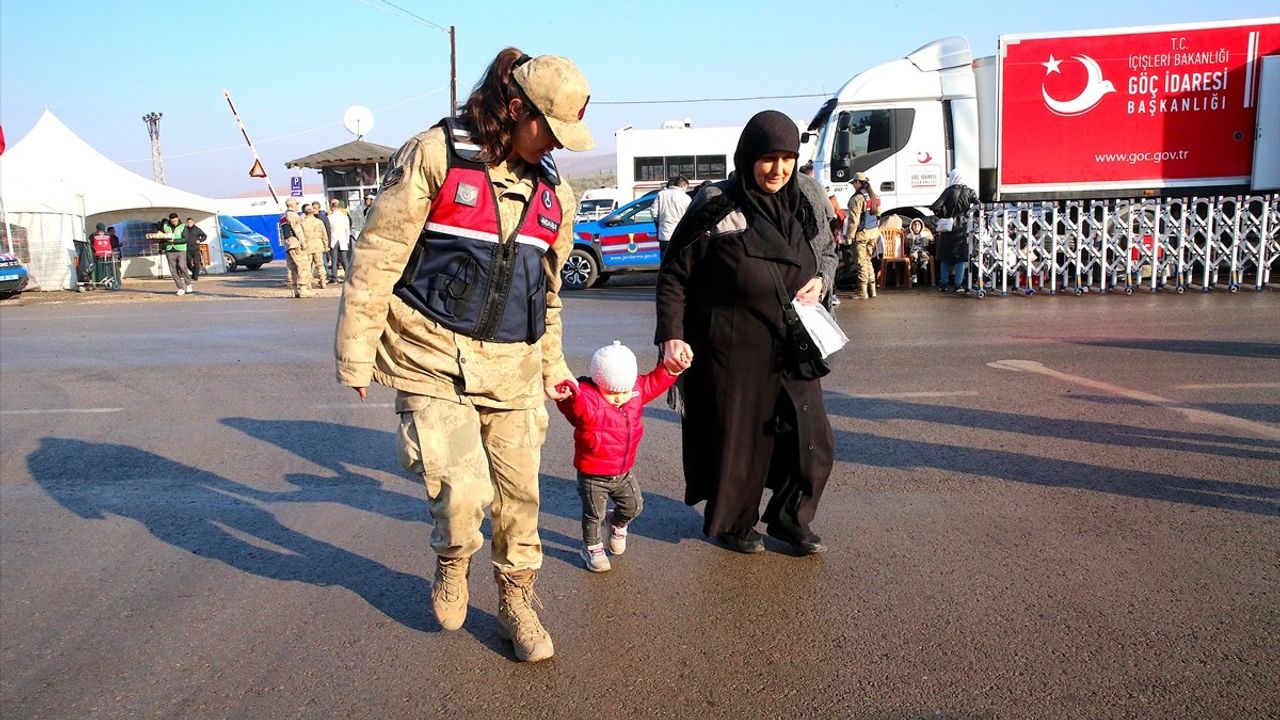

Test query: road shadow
[1066,394,1280,427]
[219,417,700,556]
[1066,338,1280,359]
[824,394,1280,516]
[24,437,493,640]
[826,395,1280,460]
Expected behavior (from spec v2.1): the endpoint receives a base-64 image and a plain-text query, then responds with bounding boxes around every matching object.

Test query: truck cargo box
[997,18,1280,199]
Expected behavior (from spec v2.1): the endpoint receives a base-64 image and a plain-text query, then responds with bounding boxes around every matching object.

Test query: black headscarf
[732,110,802,238]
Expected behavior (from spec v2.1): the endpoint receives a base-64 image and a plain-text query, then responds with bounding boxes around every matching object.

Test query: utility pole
[143,112,166,184]
[449,25,458,116]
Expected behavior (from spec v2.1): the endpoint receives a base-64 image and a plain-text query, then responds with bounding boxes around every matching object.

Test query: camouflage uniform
[299,214,328,289]
[335,127,576,573]
[847,191,880,299]
[281,212,312,298]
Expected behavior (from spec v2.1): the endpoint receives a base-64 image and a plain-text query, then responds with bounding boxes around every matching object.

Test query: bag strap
[764,261,800,324]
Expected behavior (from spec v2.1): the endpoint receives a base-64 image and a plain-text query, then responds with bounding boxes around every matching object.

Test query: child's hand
[554,380,576,397]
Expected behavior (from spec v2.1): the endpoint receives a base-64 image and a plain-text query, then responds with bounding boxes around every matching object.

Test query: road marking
[849,391,979,399]
[1173,382,1280,391]
[0,407,124,416]
[312,403,394,409]
[989,359,1280,440]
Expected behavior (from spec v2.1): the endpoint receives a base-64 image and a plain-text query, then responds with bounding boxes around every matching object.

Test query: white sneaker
[580,543,611,573]
[605,511,628,555]
[186,285,196,293]
[176,288,185,295]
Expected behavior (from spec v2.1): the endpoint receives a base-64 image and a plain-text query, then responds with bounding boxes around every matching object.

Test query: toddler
[555,341,683,572]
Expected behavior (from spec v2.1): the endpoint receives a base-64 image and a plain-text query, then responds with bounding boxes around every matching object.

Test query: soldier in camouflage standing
[845,171,881,299]
[299,203,329,290]
[334,48,593,662]
[279,198,313,298]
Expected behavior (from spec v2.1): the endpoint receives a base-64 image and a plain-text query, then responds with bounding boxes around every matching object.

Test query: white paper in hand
[793,302,849,359]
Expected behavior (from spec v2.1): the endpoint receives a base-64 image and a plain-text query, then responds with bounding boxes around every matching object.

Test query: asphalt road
[1,274,1278,719]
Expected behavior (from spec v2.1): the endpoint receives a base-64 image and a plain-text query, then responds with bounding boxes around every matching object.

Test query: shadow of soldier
[24,436,511,645]
[219,417,644,569]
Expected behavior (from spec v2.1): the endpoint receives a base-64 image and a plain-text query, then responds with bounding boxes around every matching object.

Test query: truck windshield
[579,199,615,214]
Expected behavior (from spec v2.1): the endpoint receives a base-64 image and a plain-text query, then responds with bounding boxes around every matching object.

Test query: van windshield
[220,215,256,234]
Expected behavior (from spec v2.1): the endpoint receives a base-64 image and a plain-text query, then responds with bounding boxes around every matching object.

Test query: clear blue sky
[2,0,1276,197]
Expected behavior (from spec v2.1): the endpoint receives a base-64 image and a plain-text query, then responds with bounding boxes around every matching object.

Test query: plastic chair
[876,228,912,288]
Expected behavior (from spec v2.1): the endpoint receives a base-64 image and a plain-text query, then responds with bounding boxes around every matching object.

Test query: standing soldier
[300,203,328,290]
[335,48,593,662]
[280,198,312,298]
[845,171,881,299]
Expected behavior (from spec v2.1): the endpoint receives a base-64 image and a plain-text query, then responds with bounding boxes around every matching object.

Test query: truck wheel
[223,253,238,272]
[561,249,599,291]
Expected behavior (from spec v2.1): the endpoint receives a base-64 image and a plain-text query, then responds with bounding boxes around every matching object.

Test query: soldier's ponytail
[459,47,535,164]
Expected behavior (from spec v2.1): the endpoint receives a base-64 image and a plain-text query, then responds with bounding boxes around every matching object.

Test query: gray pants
[577,470,643,546]
[166,251,192,290]
[329,245,352,280]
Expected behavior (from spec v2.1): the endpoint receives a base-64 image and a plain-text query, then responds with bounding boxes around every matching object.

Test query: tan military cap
[513,55,595,152]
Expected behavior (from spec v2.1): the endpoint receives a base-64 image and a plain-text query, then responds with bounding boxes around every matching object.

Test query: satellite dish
[343,106,374,138]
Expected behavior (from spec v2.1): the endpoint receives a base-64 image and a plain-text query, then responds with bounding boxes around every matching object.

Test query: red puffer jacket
[554,365,680,476]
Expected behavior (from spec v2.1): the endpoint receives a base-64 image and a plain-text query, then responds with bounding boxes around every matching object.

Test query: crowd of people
[278,197,369,297]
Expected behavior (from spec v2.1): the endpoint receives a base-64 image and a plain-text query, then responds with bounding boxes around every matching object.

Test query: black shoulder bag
[764,261,831,381]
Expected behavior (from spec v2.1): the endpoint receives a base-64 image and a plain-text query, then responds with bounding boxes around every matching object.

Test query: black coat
[931,183,977,262]
[655,182,835,535]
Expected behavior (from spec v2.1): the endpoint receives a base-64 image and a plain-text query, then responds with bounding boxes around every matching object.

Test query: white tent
[0,111,223,290]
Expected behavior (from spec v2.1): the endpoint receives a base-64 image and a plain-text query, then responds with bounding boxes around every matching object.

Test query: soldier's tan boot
[431,556,470,631]
[495,568,554,662]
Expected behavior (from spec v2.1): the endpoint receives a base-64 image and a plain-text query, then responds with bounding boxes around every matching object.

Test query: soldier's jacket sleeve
[846,192,865,231]
[334,132,446,388]
[283,215,305,251]
[539,179,577,384]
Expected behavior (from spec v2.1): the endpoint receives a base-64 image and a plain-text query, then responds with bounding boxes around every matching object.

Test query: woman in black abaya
[655,110,836,555]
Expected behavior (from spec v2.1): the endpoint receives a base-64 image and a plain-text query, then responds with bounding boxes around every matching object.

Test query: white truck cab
[808,37,979,217]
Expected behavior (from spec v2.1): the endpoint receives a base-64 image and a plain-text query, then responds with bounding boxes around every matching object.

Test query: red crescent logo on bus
[916,151,932,164]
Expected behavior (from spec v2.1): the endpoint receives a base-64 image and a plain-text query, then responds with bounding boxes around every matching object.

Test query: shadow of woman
[25,436,510,651]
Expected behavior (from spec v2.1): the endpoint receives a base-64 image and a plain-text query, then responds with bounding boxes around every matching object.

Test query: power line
[596,92,829,106]
[113,85,449,165]
[351,0,448,33]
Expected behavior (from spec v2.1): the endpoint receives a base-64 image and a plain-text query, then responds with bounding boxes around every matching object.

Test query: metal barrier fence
[963,195,1280,298]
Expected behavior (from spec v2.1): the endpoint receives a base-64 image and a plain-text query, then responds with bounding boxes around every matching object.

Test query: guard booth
[285,140,396,208]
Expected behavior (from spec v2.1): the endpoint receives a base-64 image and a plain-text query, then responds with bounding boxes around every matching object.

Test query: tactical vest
[394,118,563,344]
[858,190,879,231]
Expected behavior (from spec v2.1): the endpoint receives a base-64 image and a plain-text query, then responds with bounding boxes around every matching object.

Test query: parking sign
[290,177,303,197]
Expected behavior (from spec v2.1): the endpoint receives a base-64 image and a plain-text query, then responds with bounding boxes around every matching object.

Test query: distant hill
[556,152,615,177]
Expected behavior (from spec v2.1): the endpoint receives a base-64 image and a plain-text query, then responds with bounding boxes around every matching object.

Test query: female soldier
[335,48,593,662]
[845,171,881,299]
[656,110,837,556]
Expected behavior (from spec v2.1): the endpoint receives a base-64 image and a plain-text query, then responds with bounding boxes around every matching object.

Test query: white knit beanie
[590,341,638,393]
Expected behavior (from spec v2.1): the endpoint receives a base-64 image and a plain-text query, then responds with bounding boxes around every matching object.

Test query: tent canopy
[0,110,218,217]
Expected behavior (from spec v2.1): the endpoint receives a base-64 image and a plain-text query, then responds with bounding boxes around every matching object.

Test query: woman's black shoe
[715,529,764,554]
[765,525,828,555]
